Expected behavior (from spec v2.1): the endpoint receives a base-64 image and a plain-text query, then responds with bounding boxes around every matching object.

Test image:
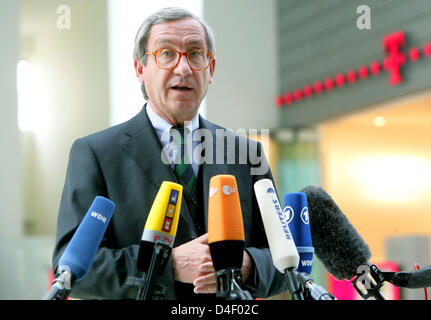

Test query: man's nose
[174,54,193,76]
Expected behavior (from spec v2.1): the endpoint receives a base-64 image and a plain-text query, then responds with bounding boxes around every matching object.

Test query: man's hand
[172,233,254,294]
[192,249,254,294]
[241,250,253,285]
[171,233,212,284]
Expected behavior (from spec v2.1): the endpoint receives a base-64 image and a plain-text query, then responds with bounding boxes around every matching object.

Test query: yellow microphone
[138,181,183,272]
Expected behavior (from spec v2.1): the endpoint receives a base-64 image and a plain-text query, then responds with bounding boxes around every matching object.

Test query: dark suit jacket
[52,106,287,299]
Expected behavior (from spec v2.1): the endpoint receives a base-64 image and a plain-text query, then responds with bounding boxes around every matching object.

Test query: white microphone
[254,179,303,300]
[254,179,299,272]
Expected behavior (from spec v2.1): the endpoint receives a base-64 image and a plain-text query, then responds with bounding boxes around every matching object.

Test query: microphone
[44,196,115,300]
[381,265,431,289]
[208,174,252,300]
[254,179,304,300]
[133,181,183,300]
[299,185,385,300]
[283,192,314,274]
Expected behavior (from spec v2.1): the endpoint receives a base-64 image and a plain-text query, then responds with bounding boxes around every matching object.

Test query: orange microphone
[208,174,245,270]
[208,175,251,300]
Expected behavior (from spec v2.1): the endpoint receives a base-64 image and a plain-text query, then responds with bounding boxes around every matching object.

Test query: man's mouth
[171,85,193,91]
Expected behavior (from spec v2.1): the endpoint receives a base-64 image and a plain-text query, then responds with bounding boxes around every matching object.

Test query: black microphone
[299,185,385,300]
[382,265,431,289]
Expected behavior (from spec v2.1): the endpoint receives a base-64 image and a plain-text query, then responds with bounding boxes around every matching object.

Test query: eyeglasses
[145,48,213,71]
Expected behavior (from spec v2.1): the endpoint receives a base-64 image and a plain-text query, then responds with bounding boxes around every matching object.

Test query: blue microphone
[44,196,115,299]
[283,192,314,274]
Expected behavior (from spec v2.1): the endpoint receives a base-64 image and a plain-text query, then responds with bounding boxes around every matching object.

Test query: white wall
[0,0,112,300]
[203,0,279,130]
[20,0,110,236]
[0,0,27,299]
[0,0,22,239]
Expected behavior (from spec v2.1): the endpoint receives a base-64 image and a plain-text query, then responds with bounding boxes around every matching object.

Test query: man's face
[135,18,215,126]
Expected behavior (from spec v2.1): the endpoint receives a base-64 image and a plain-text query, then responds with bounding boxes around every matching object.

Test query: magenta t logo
[383,31,406,86]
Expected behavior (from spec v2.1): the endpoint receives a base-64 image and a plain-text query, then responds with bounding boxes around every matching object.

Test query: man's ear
[134,59,145,83]
[209,58,216,84]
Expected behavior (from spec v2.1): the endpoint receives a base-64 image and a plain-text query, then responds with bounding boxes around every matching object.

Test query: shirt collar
[146,103,199,135]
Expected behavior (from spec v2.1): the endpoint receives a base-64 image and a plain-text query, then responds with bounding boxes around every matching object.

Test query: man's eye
[160,50,173,56]
[189,50,202,57]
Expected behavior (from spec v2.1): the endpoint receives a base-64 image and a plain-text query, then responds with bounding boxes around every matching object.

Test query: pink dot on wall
[274,96,284,108]
[358,66,369,79]
[283,92,293,105]
[370,61,381,75]
[409,47,420,62]
[424,42,431,57]
[346,70,357,84]
[293,88,303,102]
[324,77,334,91]
[335,73,346,87]
[313,81,323,95]
[303,85,313,98]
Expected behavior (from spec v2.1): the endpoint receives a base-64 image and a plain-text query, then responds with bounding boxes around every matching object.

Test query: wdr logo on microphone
[301,260,313,267]
[90,211,108,224]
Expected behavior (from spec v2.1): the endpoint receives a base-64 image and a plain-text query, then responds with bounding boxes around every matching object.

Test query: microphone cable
[414,263,428,300]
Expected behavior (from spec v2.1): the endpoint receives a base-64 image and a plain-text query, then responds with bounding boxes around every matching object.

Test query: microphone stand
[215,268,253,300]
[127,239,170,300]
[284,268,304,300]
[297,272,336,300]
[43,268,73,300]
[351,264,386,300]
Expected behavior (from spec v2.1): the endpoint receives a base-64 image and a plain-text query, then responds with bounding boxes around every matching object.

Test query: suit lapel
[121,106,195,241]
[122,106,177,188]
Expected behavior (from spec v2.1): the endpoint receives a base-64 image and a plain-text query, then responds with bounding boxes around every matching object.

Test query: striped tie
[172,127,196,192]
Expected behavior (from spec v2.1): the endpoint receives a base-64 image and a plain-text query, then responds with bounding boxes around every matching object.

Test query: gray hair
[133,7,216,100]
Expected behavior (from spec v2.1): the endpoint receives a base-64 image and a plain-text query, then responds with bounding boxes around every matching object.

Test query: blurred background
[1,0,430,300]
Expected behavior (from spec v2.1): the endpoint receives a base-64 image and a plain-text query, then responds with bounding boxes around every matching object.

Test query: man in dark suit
[52,7,287,299]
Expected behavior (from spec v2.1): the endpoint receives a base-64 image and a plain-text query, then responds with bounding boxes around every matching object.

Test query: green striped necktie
[172,127,196,192]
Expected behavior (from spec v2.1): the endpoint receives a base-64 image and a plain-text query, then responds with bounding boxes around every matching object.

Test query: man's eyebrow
[154,38,206,48]
[186,39,205,47]
[155,38,174,46]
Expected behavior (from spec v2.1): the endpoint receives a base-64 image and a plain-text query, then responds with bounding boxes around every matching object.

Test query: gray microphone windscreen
[299,185,371,280]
